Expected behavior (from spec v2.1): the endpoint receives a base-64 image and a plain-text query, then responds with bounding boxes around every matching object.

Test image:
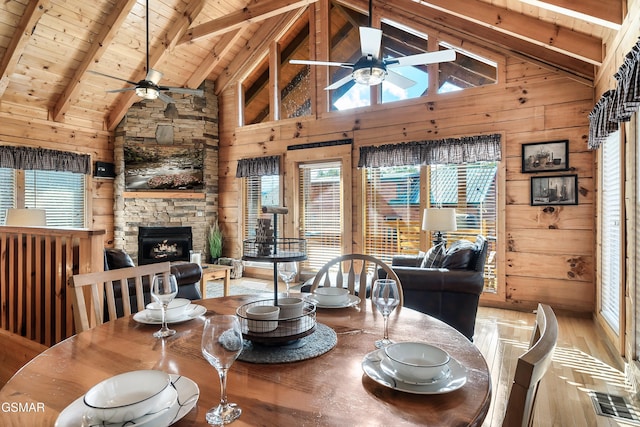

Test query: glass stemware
[372,279,400,348]
[150,273,178,338]
[277,262,297,295]
[201,315,244,425]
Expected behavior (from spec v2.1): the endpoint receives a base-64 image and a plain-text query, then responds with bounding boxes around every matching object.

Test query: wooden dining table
[0,293,491,426]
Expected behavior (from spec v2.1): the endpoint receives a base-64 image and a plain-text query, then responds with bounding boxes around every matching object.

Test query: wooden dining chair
[502,303,558,427]
[69,262,172,332]
[310,254,404,307]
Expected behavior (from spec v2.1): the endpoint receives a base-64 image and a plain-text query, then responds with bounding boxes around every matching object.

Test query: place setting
[361,278,467,395]
[132,274,206,332]
[54,370,199,427]
[303,286,361,309]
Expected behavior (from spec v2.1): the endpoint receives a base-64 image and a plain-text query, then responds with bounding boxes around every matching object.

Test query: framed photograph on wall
[521,140,569,173]
[530,174,578,206]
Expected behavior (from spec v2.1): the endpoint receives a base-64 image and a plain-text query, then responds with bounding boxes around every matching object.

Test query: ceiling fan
[290,0,456,90]
[89,0,203,103]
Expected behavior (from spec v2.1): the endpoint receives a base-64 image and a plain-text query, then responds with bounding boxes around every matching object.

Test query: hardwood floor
[233,277,639,426]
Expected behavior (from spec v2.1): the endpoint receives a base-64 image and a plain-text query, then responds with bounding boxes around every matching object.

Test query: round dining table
[0,293,491,426]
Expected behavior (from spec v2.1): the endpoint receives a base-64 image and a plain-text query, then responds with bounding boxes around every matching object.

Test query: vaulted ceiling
[0,0,622,131]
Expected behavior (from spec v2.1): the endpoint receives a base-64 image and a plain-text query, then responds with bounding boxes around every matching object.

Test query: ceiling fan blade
[290,59,353,68]
[360,27,383,59]
[386,50,457,68]
[146,69,163,85]
[160,87,204,96]
[158,92,175,104]
[385,70,417,89]
[106,87,136,93]
[88,70,138,86]
[325,74,354,90]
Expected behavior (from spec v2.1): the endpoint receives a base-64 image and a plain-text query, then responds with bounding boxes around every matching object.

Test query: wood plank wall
[217,53,596,314]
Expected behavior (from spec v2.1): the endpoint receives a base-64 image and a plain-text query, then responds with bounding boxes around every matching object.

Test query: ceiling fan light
[135,87,159,100]
[352,66,386,86]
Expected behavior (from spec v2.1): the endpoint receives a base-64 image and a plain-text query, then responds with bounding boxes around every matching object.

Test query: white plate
[55,374,199,427]
[361,349,467,395]
[304,294,360,308]
[133,304,206,325]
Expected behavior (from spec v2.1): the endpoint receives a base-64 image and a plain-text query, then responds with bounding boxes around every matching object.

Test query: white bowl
[278,297,304,319]
[146,298,191,321]
[245,305,280,333]
[384,342,451,383]
[83,370,171,423]
[312,287,350,306]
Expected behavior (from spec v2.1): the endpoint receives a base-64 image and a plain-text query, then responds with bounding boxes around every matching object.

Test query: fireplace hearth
[138,226,193,265]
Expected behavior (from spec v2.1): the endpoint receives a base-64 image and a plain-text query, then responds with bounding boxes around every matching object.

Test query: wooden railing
[0,226,104,346]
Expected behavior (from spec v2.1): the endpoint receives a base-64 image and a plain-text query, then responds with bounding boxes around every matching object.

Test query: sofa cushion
[420,244,446,268]
[441,239,476,269]
[104,248,135,270]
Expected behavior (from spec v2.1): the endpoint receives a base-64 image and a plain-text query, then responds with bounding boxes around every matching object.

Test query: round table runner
[238,323,337,363]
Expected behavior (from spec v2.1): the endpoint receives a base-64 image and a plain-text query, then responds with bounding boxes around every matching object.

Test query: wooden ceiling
[0,0,621,131]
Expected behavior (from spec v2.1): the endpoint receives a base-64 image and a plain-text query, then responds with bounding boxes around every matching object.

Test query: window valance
[236,155,280,177]
[589,37,640,149]
[358,134,501,168]
[0,145,91,174]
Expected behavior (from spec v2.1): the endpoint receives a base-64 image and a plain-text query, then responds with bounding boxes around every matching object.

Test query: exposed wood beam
[372,0,594,80]
[186,29,247,90]
[52,0,137,123]
[0,0,50,96]
[178,0,318,45]
[519,0,623,28]
[106,0,208,130]
[216,11,305,94]
[410,0,603,65]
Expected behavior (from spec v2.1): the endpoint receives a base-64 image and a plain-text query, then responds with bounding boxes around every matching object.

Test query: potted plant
[207,220,223,263]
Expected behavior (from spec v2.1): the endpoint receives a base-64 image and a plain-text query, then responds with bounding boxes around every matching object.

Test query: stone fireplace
[138,226,193,265]
[111,80,219,264]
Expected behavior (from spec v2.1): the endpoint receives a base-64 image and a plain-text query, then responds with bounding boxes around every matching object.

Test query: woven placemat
[238,323,337,364]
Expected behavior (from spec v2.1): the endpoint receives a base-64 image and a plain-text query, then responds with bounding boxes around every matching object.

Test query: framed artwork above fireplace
[124,140,203,191]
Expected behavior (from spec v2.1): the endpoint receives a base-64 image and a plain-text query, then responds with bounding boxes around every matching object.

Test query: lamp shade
[5,208,47,226]
[422,208,457,232]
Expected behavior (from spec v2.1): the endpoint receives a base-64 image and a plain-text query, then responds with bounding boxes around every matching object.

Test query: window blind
[600,130,622,333]
[298,162,342,272]
[24,170,85,227]
[0,168,15,224]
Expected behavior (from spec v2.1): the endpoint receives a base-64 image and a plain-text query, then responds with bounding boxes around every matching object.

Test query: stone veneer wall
[112,80,218,264]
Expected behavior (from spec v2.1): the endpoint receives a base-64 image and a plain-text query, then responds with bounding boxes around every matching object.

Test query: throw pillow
[420,244,446,268]
[441,239,475,269]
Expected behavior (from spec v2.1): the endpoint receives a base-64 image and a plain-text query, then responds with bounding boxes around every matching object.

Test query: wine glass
[150,273,178,338]
[372,279,400,348]
[277,262,297,295]
[201,315,244,425]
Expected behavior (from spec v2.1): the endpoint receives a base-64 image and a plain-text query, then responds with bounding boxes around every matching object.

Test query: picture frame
[521,140,569,173]
[530,174,578,206]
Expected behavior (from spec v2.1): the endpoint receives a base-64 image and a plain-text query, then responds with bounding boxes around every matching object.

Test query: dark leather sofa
[391,235,488,341]
[104,248,203,314]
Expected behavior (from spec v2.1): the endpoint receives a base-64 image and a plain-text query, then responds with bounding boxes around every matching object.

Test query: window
[0,168,86,227]
[243,175,281,241]
[243,58,270,125]
[600,130,622,333]
[363,162,498,291]
[299,162,342,272]
[438,42,497,93]
[280,18,312,119]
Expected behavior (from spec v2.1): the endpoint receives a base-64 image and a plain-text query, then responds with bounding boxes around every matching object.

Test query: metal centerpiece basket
[241,206,310,345]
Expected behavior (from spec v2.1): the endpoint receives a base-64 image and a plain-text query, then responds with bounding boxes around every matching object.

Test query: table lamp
[422,208,457,253]
[4,208,47,226]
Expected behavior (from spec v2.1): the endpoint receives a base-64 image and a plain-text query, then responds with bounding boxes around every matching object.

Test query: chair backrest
[69,262,172,332]
[503,303,558,427]
[310,254,404,307]
[4,208,46,226]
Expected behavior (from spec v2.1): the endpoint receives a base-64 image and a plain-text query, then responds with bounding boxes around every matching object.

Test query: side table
[200,264,232,297]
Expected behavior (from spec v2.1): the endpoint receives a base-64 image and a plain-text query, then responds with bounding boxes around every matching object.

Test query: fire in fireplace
[138,226,193,265]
